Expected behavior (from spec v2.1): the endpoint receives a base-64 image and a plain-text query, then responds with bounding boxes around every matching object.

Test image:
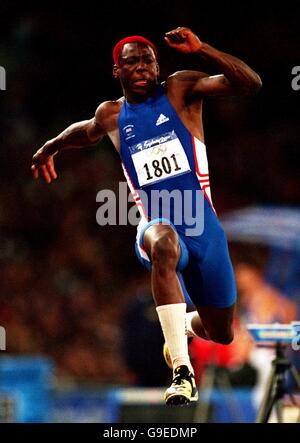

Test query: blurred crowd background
[0,1,299,390]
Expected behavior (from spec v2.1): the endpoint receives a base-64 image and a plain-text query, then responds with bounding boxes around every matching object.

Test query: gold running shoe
[164,365,198,406]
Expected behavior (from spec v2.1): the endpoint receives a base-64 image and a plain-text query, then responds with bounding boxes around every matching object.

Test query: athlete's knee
[151,230,180,269]
[209,329,234,345]
[203,320,234,345]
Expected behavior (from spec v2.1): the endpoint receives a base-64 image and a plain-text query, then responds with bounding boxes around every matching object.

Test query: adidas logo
[156,113,169,126]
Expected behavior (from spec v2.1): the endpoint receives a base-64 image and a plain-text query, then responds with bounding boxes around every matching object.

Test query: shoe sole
[165,392,198,407]
[166,393,191,406]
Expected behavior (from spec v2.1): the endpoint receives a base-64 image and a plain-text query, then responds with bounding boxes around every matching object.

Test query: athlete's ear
[156,63,160,76]
[113,64,120,78]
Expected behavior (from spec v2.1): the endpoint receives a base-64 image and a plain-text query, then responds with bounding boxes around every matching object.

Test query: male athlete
[31,27,262,406]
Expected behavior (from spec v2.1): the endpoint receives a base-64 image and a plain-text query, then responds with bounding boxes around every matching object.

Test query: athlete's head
[112,36,159,100]
[112,36,158,65]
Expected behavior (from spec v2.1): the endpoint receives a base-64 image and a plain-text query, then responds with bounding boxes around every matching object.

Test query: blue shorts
[135,213,237,309]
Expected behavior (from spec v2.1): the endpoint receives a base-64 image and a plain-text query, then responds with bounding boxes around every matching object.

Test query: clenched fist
[165,27,203,54]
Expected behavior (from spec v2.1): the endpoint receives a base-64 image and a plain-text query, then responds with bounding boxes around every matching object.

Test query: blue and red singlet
[118,84,236,308]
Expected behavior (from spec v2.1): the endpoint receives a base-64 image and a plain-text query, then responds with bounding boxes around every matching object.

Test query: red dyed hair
[112,36,157,65]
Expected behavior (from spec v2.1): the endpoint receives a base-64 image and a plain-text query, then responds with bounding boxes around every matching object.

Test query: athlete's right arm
[31,113,105,183]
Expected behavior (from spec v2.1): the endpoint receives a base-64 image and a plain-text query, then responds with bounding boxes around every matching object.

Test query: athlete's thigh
[182,237,236,309]
[182,256,236,340]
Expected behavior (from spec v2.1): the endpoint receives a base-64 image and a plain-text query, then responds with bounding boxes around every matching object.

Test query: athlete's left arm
[165,27,262,97]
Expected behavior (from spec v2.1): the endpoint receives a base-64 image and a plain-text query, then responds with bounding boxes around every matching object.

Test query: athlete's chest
[120,97,175,143]
[119,98,194,187]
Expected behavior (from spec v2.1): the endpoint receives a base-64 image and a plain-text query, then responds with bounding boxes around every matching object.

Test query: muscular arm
[57,118,104,150]
[190,43,262,96]
[165,27,262,97]
[31,104,109,183]
[35,117,104,157]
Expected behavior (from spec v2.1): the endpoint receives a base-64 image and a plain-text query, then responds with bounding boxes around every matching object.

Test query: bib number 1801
[143,154,181,181]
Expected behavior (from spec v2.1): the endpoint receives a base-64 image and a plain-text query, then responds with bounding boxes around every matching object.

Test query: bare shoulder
[95,99,123,131]
[95,99,123,119]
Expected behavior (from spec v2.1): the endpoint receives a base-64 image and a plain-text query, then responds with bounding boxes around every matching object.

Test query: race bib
[130,131,191,187]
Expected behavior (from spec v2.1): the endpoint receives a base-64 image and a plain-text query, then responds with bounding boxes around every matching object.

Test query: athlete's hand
[165,27,203,54]
[31,142,58,183]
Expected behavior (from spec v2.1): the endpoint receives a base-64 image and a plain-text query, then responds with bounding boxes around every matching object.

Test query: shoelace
[173,371,191,386]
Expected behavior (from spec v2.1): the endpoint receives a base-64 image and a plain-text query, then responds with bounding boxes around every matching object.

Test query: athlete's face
[113,42,159,101]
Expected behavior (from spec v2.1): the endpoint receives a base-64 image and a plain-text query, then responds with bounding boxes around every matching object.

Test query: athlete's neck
[124,83,159,104]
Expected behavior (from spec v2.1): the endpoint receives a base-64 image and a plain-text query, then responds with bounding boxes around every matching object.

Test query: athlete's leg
[141,222,198,405]
[182,233,237,344]
[143,223,192,370]
[187,304,235,344]
[143,223,184,306]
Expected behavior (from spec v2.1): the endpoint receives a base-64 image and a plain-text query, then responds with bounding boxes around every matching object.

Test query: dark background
[0,1,299,383]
